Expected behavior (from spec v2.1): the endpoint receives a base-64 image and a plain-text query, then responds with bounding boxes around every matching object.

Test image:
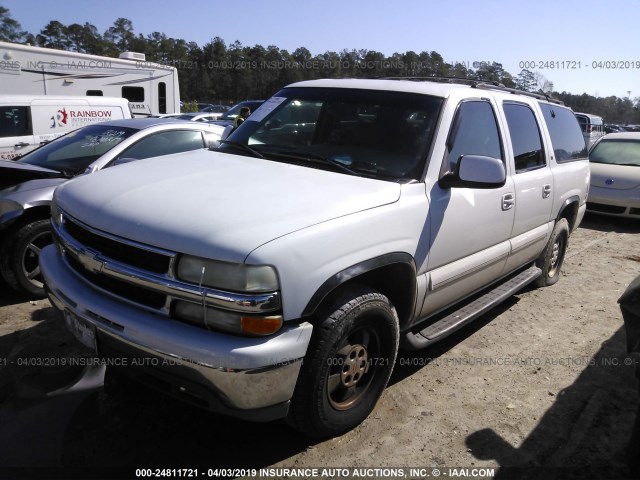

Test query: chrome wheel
[0,219,52,297]
[21,230,52,289]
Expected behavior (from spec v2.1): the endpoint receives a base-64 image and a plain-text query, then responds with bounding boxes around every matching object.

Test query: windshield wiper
[219,140,265,159]
[265,149,361,177]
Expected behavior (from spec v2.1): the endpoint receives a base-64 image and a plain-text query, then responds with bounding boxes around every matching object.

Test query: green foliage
[555,92,640,125]
[181,100,199,113]
[0,6,28,42]
[2,7,639,125]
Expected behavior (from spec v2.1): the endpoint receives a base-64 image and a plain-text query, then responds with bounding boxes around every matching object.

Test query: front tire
[0,219,52,298]
[287,286,399,439]
[534,218,570,287]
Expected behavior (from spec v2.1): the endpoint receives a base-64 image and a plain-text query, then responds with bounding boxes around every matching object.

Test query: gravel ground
[0,213,639,480]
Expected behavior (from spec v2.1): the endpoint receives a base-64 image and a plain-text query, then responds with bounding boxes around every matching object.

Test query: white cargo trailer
[0,41,180,117]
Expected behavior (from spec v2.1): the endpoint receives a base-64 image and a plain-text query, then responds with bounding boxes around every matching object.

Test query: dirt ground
[0,213,639,480]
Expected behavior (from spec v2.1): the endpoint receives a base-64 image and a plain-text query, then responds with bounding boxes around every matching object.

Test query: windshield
[18,124,137,174]
[589,138,640,166]
[217,88,443,181]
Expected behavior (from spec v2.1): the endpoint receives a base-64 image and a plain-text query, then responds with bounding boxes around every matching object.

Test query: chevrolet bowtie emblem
[76,248,104,274]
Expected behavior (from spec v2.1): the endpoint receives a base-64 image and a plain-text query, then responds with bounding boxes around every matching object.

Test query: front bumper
[587,186,640,218]
[40,245,313,422]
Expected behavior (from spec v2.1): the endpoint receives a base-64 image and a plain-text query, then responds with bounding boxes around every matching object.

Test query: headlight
[175,255,282,336]
[177,255,279,292]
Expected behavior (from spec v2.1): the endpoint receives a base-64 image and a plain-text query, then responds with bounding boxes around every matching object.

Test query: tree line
[2,7,639,124]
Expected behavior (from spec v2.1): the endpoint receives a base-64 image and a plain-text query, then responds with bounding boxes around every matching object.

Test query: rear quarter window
[539,103,587,162]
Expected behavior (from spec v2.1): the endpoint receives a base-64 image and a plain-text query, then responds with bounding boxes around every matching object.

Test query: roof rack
[473,82,564,105]
[379,76,564,105]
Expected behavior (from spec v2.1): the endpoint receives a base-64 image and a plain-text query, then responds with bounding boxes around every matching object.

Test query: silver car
[0,118,220,297]
[587,132,640,219]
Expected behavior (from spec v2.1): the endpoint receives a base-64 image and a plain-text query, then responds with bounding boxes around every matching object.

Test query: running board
[403,265,542,350]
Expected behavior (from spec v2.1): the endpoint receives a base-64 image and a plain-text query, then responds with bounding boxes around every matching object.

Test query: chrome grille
[63,216,173,274]
[58,213,177,312]
[52,209,281,320]
[65,253,167,310]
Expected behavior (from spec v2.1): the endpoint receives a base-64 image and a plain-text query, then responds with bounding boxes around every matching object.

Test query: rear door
[501,101,554,272]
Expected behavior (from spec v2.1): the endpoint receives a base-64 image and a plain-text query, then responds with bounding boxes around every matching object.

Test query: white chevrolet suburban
[39,79,590,438]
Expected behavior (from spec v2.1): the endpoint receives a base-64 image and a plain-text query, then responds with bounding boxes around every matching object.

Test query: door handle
[502,193,515,211]
[14,142,30,147]
[542,184,552,199]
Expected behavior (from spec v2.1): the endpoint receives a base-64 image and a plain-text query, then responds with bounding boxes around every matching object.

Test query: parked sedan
[173,113,228,139]
[175,112,225,123]
[0,118,220,297]
[587,132,640,218]
[199,104,229,117]
[212,100,265,127]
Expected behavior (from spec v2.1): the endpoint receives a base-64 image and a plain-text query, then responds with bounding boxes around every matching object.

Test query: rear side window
[503,102,545,172]
[114,130,205,161]
[539,103,587,162]
[446,100,503,171]
[0,106,32,138]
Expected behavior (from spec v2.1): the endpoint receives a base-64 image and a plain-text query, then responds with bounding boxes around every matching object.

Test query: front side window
[114,130,205,162]
[0,106,31,138]
[503,102,545,172]
[218,88,443,181]
[539,103,587,162]
[446,100,503,172]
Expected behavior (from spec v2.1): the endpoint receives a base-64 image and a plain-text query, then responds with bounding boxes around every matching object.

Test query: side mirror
[439,155,506,189]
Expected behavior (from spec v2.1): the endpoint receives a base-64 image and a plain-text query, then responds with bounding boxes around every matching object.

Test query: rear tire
[0,219,52,298]
[534,218,569,287]
[287,286,399,439]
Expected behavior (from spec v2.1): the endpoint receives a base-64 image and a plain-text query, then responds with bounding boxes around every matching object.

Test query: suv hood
[55,151,401,262]
[0,160,63,191]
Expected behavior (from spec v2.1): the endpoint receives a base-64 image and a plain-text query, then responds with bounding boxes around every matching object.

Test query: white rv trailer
[0,41,180,117]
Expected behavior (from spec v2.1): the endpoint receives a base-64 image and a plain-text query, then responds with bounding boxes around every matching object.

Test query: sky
[3,0,640,99]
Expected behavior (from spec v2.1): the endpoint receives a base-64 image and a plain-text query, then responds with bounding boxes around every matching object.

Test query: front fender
[245,183,429,321]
